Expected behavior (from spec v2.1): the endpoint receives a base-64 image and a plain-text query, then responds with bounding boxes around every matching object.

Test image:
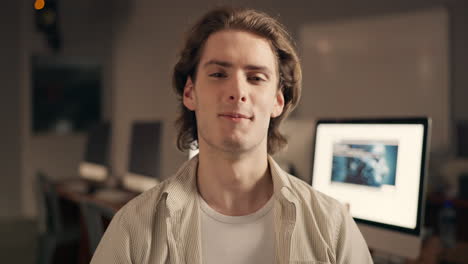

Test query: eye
[209,72,227,78]
[249,76,264,81]
[248,74,267,83]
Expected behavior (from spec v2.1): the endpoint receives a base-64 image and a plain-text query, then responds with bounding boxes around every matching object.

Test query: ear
[271,89,285,118]
[183,77,196,111]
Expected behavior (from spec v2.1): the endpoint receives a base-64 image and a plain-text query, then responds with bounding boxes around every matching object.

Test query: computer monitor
[122,121,162,193]
[79,122,111,182]
[311,117,430,259]
[457,121,468,157]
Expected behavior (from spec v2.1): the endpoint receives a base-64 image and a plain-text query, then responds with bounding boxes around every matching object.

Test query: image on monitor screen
[331,140,398,188]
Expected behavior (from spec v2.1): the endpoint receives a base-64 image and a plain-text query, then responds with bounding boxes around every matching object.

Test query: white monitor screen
[311,118,429,234]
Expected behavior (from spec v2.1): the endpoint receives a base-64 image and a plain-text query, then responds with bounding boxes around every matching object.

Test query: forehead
[199,30,277,72]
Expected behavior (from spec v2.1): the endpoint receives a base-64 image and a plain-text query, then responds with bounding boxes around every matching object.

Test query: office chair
[79,200,115,255]
[36,172,80,264]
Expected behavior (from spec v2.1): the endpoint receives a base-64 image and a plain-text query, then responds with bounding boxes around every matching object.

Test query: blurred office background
[1,0,467,263]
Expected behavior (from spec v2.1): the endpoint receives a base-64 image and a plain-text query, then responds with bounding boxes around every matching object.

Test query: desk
[54,179,138,264]
[55,180,136,212]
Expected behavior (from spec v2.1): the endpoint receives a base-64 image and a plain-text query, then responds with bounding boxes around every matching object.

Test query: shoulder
[278,174,353,261]
[286,174,372,262]
[286,174,349,243]
[114,156,198,226]
[287,174,346,218]
[114,179,170,227]
[92,181,172,263]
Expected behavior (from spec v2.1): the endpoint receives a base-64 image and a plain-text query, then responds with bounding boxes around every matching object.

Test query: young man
[92,7,373,263]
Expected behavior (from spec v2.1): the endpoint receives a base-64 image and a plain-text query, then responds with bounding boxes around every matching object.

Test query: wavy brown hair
[173,7,302,154]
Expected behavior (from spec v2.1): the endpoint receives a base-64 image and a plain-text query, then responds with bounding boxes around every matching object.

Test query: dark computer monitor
[457,121,468,157]
[79,122,111,182]
[311,117,430,258]
[123,121,162,192]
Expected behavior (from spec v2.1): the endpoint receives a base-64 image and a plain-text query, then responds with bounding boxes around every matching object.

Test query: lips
[219,112,253,120]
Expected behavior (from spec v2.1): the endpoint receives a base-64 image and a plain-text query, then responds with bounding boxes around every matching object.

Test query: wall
[299,8,450,152]
[277,0,467,133]
[0,1,22,218]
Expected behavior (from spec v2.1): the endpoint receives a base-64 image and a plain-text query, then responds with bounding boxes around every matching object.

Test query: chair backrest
[80,200,115,254]
[37,172,64,234]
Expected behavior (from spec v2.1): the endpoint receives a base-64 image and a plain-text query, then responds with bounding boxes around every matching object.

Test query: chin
[200,130,263,154]
[221,137,266,154]
[219,137,244,149]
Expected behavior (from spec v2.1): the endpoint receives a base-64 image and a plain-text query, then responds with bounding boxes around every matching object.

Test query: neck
[196,143,273,216]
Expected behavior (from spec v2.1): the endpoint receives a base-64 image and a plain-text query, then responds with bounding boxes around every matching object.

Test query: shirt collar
[163,156,199,215]
[163,154,298,214]
[267,155,298,203]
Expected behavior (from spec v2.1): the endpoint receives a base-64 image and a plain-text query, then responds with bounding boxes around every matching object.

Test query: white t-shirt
[199,195,275,264]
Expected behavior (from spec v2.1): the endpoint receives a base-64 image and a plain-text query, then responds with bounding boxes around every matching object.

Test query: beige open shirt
[91,156,373,263]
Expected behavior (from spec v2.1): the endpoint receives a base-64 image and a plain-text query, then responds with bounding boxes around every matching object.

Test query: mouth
[218,112,253,121]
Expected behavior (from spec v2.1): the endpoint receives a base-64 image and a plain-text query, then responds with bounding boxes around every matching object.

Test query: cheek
[196,83,221,103]
[256,92,278,113]
[194,92,219,117]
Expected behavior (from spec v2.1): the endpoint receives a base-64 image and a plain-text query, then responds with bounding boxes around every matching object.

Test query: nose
[228,95,246,102]
[226,73,247,103]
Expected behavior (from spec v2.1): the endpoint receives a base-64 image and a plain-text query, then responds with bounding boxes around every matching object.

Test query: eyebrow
[203,60,232,68]
[202,59,273,75]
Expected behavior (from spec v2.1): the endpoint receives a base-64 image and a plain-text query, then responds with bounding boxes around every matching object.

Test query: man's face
[183,29,284,154]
